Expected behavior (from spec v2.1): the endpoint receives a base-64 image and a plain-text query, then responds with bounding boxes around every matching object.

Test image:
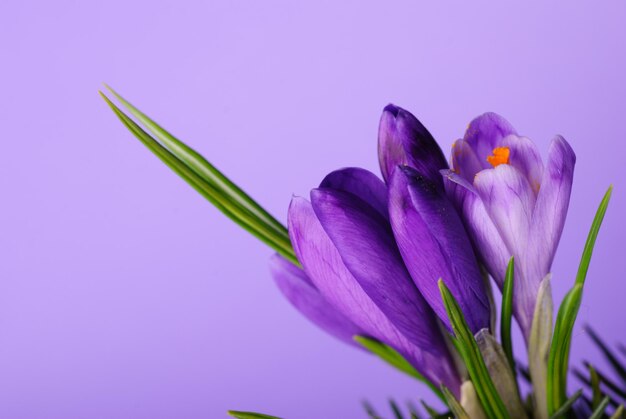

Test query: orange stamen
[487,147,510,167]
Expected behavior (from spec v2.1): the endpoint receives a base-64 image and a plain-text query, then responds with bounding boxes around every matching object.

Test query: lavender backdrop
[1,1,625,418]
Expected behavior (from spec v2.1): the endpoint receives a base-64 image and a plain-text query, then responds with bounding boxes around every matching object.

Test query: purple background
[1,1,625,418]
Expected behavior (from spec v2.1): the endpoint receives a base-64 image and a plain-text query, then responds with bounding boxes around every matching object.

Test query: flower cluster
[102,87,614,418]
[271,104,574,404]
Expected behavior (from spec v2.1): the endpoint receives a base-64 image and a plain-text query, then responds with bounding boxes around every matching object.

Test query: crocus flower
[378,104,491,334]
[286,167,461,393]
[442,113,575,341]
[378,104,449,188]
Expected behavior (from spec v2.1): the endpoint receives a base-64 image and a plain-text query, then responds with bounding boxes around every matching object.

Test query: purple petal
[501,134,544,194]
[388,166,490,333]
[473,164,536,260]
[450,139,484,183]
[527,136,576,288]
[288,197,412,349]
[269,254,364,348]
[310,187,445,354]
[462,112,517,173]
[288,196,460,389]
[472,164,541,339]
[319,167,388,220]
[442,170,510,286]
[378,104,448,186]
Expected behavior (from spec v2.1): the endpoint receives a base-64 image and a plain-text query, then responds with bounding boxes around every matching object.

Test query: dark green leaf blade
[441,385,470,419]
[501,257,515,374]
[362,400,382,419]
[589,364,603,408]
[389,399,404,419]
[420,400,445,418]
[589,396,611,419]
[582,362,626,399]
[585,326,626,383]
[438,280,509,419]
[228,410,282,419]
[548,389,582,419]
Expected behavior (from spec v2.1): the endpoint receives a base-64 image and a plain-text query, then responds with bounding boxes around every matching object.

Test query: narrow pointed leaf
[586,326,626,382]
[389,399,404,419]
[105,85,290,241]
[363,401,382,419]
[582,362,626,399]
[589,396,611,419]
[442,385,470,419]
[438,280,509,419]
[589,364,603,408]
[407,402,422,419]
[354,336,444,402]
[547,284,583,416]
[501,257,515,373]
[420,400,447,418]
[576,185,613,286]
[228,411,282,419]
[547,186,612,415]
[548,389,582,419]
[100,92,298,265]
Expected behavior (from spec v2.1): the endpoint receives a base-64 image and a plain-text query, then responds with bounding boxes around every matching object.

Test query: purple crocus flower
[378,104,491,334]
[283,167,461,393]
[442,112,576,341]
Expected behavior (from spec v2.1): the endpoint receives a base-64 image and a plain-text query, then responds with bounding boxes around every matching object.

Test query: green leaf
[582,361,626,399]
[575,185,613,286]
[104,85,290,242]
[420,400,447,418]
[389,399,404,419]
[100,91,299,265]
[438,280,509,419]
[500,257,515,374]
[228,410,282,419]
[362,400,382,419]
[547,284,583,416]
[354,336,444,402]
[547,185,613,416]
[589,396,611,419]
[589,364,603,408]
[406,402,421,419]
[548,389,582,419]
[585,326,626,382]
[441,385,470,419]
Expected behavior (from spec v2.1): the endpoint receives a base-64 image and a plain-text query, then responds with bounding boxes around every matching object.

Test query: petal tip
[383,103,401,117]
